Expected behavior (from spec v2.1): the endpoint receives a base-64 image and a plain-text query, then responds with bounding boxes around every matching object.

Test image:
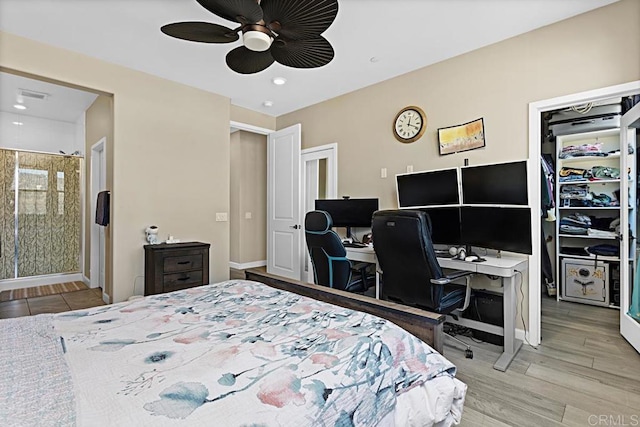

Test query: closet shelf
[558,206,625,210]
[558,234,618,240]
[558,179,620,185]
[558,153,621,163]
[559,253,620,262]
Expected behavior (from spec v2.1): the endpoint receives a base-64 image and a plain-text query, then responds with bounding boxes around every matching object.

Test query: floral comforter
[19,280,466,426]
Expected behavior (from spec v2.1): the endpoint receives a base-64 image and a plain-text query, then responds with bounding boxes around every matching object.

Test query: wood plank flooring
[449,296,640,426]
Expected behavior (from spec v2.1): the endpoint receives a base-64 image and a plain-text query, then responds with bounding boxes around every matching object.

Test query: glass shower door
[0,149,81,281]
[16,151,81,278]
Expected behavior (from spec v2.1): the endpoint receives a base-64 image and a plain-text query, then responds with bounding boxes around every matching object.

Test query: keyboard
[343,242,367,248]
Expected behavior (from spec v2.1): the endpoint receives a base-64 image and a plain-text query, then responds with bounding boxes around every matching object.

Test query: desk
[345,246,528,372]
[344,245,381,299]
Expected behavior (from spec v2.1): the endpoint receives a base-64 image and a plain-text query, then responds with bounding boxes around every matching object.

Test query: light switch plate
[407,165,414,173]
[215,212,228,222]
[381,168,387,178]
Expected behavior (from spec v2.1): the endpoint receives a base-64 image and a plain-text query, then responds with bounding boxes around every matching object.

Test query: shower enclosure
[0,149,81,281]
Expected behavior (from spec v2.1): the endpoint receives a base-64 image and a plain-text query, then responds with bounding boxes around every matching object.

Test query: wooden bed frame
[245,268,445,353]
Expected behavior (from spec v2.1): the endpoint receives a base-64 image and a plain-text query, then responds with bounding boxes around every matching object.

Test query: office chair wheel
[465,348,474,359]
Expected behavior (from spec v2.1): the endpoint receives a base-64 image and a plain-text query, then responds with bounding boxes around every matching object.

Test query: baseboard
[0,273,83,292]
[102,292,110,304]
[82,275,91,287]
[516,328,527,343]
[229,260,267,270]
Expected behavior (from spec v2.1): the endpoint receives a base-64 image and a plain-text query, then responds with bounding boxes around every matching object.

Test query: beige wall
[84,94,114,297]
[0,31,232,303]
[231,105,276,130]
[277,0,640,327]
[229,130,267,265]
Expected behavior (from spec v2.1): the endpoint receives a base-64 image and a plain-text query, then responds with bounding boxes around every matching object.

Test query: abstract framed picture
[437,118,485,155]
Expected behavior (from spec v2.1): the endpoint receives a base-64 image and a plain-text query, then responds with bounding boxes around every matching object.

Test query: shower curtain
[0,149,81,280]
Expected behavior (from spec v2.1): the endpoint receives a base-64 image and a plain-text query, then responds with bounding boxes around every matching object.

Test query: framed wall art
[437,118,485,155]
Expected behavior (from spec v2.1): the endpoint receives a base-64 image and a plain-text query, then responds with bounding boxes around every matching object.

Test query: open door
[620,102,640,353]
[267,124,302,280]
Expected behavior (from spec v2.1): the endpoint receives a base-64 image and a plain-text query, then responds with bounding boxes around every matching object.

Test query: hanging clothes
[95,190,110,226]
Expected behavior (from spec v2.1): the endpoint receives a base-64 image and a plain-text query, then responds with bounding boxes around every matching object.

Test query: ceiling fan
[161,0,339,75]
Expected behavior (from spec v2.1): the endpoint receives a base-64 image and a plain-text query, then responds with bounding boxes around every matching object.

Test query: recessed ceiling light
[263,101,274,107]
[12,121,23,126]
[13,104,27,110]
[272,77,287,85]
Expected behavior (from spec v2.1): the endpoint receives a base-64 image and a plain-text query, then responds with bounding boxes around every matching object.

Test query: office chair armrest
[430,269,473,285]
[431,270,474,311]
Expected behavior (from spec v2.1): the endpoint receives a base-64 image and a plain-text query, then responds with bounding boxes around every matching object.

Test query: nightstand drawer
[163,270,203,289]
[164,254,203,273]
[144,241,210,296]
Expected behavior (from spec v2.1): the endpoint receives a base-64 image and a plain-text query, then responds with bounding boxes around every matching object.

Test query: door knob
[289,224,300,229]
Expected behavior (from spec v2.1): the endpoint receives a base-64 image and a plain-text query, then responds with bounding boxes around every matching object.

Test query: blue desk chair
[304,210,371,293]
[372,209,474,357]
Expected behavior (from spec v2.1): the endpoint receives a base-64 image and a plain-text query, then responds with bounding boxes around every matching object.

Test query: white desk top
[345,246,528,278]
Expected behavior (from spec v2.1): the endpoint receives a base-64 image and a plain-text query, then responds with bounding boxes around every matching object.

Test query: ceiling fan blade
[196,0,263,24]
[271,36,334,69]
[226,46,275,74]
[161,22,239,43]
[261,0,338,40]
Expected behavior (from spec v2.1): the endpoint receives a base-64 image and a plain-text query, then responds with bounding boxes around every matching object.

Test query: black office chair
[304,210,372,293]
[372,209,474,358]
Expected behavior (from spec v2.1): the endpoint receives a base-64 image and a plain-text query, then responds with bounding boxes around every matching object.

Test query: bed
[1,279,466,426]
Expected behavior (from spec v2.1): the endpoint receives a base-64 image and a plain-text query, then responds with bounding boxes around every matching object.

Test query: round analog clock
[393,106,427,143]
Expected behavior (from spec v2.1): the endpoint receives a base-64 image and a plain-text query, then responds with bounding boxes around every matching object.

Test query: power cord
[515,270,538,350]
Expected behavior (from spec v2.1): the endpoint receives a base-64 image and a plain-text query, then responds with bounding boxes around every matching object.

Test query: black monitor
[461,160,528,205]
[460,206,532,254]
[420,207,462,246]
[314,198,379,236]
[396,168,460,208]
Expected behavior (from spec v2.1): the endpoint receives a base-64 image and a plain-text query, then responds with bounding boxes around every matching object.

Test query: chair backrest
[372,209,445,310]
[304,210,352,290]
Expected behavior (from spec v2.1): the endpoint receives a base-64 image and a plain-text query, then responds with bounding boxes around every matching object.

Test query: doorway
[528,80,640,346]
[90,137,106,294]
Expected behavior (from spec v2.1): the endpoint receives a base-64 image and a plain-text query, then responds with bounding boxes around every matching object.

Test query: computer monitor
[461,160,528,205]
[314,198,379,237]
[460,206,532,254]
[396,168,460,208]
[420,207,462,246]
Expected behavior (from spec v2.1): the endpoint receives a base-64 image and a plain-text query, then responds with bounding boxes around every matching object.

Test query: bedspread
[6,280,466,426]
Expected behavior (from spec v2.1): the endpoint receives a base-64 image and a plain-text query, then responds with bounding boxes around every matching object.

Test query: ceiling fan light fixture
[243,30,272,52]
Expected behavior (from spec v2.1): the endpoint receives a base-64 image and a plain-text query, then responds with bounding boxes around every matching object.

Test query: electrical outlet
[381,168,387,178]
[215,212,228,222]
[407,165,414,173]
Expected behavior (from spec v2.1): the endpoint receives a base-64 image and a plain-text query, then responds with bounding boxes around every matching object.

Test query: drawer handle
[178,276,191,281]
[177,261,191,265]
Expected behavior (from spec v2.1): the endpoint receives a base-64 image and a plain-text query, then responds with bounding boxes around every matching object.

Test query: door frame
[528,80,640,346]
[90,137,106,291]
[301,143,338,282]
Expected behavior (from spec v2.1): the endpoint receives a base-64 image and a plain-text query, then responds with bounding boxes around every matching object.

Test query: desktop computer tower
[463,290,504,346]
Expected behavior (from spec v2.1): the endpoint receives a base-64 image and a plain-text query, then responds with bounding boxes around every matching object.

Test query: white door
[620,102,640,353]
[267,124,302,280]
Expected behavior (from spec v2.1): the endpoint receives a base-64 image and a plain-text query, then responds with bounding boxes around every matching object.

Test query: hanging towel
[95,191,110,226]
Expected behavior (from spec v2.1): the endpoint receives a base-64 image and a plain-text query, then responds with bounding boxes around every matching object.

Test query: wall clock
[393,106,427,143]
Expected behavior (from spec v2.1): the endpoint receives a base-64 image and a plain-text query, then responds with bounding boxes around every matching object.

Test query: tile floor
[0,287,105,319]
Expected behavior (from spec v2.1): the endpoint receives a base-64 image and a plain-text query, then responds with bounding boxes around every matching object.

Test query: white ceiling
[0,72,98,123]
[0,0,618,117]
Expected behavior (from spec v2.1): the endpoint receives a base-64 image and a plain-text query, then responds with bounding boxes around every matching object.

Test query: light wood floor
[450,296,640,426]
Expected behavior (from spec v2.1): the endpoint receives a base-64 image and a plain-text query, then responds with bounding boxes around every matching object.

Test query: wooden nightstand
[144,242,210,296]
